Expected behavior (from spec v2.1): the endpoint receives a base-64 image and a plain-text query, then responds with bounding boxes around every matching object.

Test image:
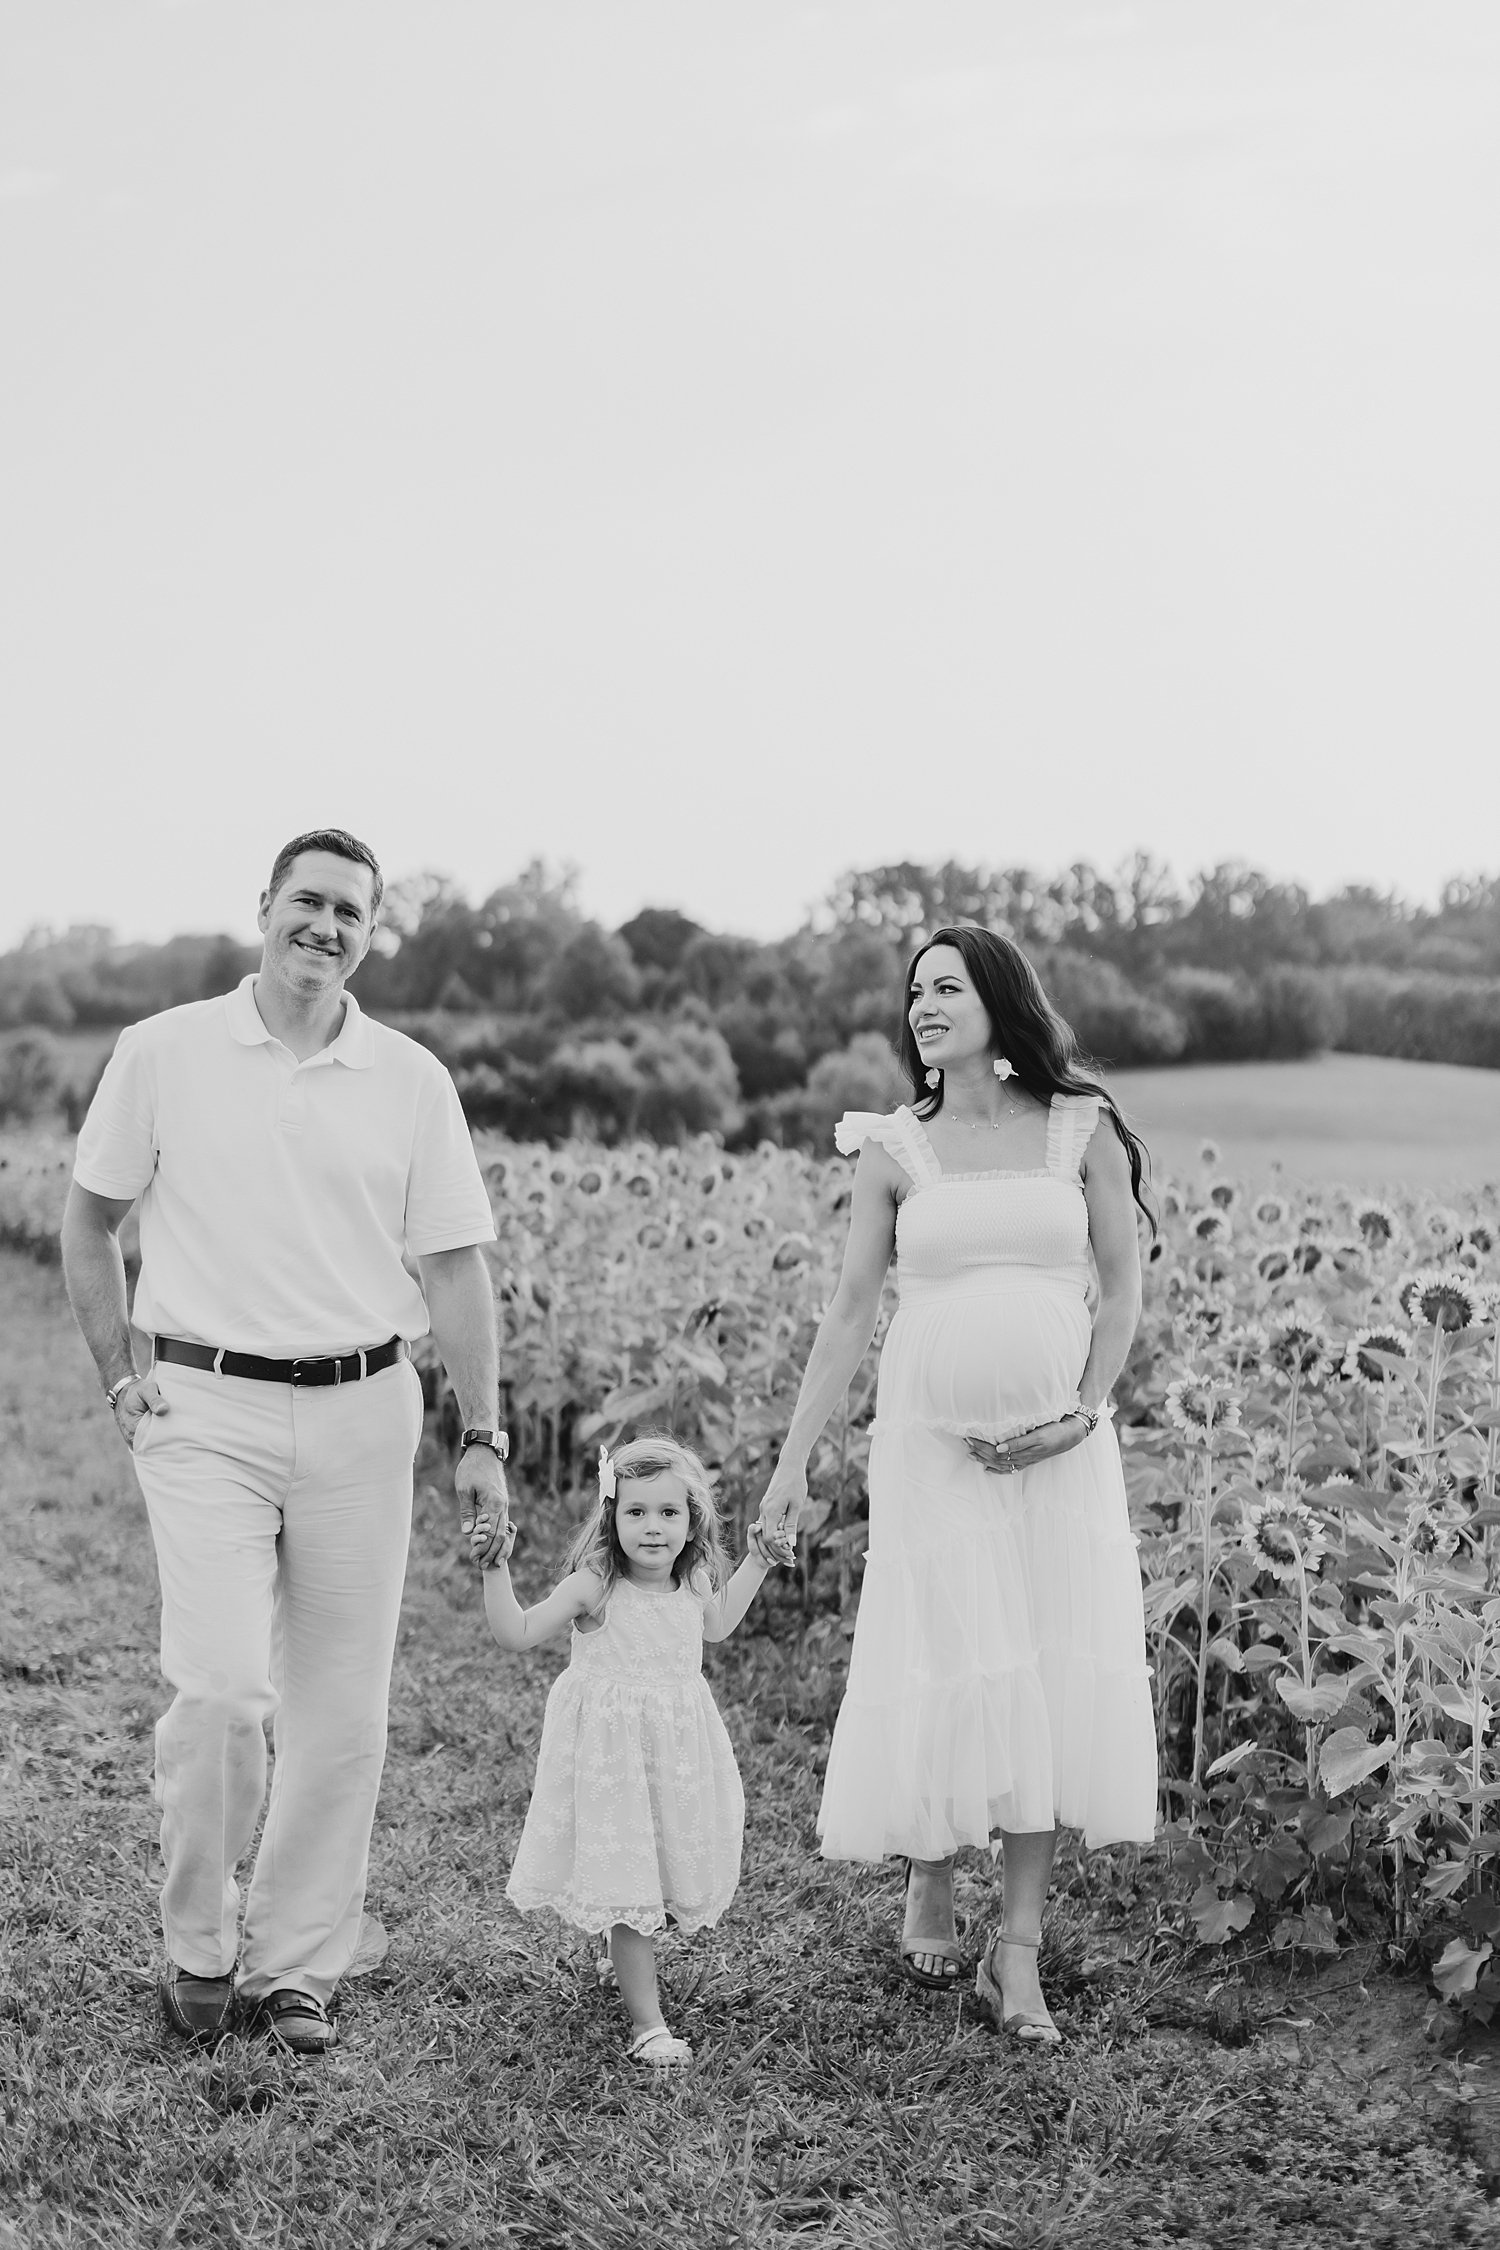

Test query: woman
[758,925,1157,2043]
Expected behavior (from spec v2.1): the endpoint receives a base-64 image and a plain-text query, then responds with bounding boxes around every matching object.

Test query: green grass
[3,1251,1500,2249]
[1111,1053,1500,1189]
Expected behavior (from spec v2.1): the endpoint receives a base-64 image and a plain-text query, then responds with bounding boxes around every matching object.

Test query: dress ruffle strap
[834,1107,940,1187]
[1044,1093,1103,1183]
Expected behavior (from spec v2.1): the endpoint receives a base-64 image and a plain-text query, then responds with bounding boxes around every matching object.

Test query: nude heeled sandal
[976,1932,1062,2045]
[899,1857,965,1990]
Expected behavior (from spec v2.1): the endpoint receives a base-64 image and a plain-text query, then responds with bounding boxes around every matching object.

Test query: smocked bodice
[835,1096,1101,1300]
[569,1574,706,1688]
[896,1171,1089,1289]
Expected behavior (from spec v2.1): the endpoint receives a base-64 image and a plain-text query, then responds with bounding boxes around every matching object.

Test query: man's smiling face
[257,850,377,1001]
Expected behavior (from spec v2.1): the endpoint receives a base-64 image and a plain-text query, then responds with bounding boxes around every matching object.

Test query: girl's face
[909,944,994,1073]
[614,1469,692,1586]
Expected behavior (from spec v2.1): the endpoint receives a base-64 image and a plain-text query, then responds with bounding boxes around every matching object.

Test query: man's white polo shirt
[74,976,496,1356]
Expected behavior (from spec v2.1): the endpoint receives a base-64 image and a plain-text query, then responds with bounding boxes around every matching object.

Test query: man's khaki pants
[131,1354,424,2003]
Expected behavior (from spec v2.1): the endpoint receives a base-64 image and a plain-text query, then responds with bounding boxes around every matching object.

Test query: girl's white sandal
[628,2025,692,2069]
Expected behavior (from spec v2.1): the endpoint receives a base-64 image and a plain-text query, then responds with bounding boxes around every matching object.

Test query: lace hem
[505,1882,733,1939]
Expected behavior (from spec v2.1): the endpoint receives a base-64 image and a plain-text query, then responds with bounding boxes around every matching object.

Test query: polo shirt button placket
[277,1065,308,1136]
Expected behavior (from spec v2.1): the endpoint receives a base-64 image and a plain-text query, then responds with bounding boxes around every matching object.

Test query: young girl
[471,1434,790,2068]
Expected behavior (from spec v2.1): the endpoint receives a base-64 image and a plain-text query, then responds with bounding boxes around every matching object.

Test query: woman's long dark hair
[898,924,1156,1231]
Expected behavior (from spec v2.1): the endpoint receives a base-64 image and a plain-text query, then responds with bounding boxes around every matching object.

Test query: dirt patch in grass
[2,1251,1498,2248]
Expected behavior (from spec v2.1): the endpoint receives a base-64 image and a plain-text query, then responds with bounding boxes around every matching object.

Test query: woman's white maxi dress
[816,1096,1157,1860]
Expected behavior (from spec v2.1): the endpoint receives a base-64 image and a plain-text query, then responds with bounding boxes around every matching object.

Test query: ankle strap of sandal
[997,1930,1041,1948]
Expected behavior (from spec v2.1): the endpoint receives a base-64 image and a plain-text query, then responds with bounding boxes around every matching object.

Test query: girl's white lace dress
[818,1095,1157,1860]
[506,1575,745,1936]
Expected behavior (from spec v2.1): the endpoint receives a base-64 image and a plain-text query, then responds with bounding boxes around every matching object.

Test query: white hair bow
[597,1445,617,1500]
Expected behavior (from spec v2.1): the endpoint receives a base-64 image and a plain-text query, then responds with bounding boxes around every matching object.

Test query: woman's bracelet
[1069,1404,1101,1437]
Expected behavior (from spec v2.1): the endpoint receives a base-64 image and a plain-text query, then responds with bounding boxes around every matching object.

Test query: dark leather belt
[153,1334,405,1387]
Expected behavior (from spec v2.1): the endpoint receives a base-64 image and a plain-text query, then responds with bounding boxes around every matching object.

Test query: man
[62,828,510,2055]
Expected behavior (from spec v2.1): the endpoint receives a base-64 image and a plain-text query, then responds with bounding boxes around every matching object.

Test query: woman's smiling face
[908,944,995,1071]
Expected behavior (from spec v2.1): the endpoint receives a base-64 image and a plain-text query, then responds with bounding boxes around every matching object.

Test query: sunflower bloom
[1164,1376,1243,1446]
[1399,1267,1478,1332]
[772,1231,814,1271]
[1189,1209,1232,1244]
[1243,1493,1329,1581]
[1341,1325,1411,1384]
[1254,1195,1288,1228]
[1208,1179,1239,1211]
[1404,1499,1464,1563]
[1257,1246,1293,1283]
[1266,1309,1327,1378]
[1354,1200,1400,1248]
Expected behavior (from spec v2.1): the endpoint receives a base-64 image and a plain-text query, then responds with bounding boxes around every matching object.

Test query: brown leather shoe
[244,1988,337,2055]
[159,1966,235,2045]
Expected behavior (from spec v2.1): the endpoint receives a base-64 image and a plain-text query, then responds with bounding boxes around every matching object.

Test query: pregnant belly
[881,1281,1090,1439]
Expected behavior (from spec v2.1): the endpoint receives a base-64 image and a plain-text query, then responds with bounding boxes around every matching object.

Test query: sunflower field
[455,1130,1500,2022]
[5,1120,1500,2020]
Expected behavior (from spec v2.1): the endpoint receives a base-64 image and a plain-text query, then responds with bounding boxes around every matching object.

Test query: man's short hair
[266,829,384,917]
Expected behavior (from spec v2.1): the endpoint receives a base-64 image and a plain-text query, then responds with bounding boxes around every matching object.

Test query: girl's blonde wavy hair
[566,1432,729,1605]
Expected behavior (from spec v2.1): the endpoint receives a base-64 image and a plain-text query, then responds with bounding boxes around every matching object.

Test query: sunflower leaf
[1432,1938,1493,2000]
[1275,1677,1349,1722]
[1319,1729,1395,1797]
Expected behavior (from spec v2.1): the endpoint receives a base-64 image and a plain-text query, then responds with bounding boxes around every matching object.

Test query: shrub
[1333,969,1500,1070]
[1038,951,1187,1067]
[1256,965,1346,1058]
[546,926,643,1022]
[1158,967,1266,1062]
[0,1032,64,1123]
[758,1030,907,1147]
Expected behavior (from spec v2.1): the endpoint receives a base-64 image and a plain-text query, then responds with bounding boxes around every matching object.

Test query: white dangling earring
[925,1067,941,1089]
[993,1057,1015,1081]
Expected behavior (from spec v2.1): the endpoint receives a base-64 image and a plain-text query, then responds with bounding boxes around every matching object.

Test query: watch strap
[460,1427,509,1460]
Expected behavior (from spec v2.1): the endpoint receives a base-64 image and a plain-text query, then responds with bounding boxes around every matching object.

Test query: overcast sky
[3,1,1497,949]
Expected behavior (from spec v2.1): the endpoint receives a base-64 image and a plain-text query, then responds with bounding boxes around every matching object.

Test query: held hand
[757,1462,807,1554]
[113,1375,168,1450]
[467,1512,517,1570]
[966,1414,1089,1478]
[747,1518,796,1570]
[458,1446,511,1567]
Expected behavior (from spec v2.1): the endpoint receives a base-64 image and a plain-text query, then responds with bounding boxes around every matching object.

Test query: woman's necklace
[944,1094,1028,1132]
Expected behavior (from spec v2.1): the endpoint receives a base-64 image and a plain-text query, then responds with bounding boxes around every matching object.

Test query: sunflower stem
[1192,1443,1215,1802]
[1423,1320,1445,1458]
[1293,1538,1315,1791]
[1389,1544,1414,1945]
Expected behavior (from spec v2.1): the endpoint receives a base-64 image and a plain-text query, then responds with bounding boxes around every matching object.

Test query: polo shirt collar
[225,974,376,1069]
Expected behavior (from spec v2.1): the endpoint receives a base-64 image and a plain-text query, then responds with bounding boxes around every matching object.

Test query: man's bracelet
[104,1375,139,1412]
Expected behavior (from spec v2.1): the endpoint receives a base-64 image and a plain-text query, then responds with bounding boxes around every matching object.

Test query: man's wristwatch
[459,1427,510,1461]
[104,1375,139,1412]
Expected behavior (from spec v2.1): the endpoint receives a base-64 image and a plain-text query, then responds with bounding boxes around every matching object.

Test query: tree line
[3,856,1499,1141]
